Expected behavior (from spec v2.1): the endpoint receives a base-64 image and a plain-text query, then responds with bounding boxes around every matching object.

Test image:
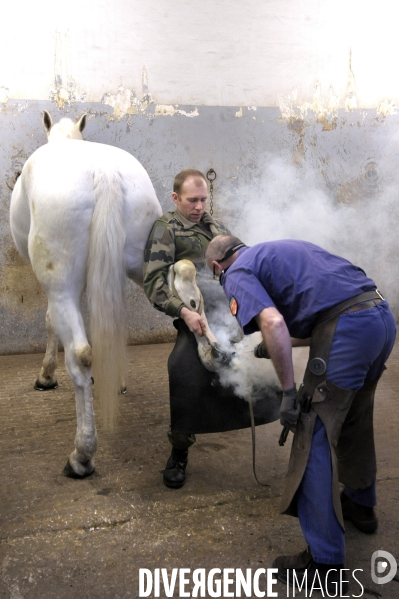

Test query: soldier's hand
[180,307,206,336]
[253,341,270,359]
[280,385,300,432]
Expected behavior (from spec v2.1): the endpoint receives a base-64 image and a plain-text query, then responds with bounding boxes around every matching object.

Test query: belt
[341,298,382,314]
[314,290,384,327]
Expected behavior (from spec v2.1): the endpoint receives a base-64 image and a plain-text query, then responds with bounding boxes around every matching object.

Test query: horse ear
[76,114,87,133]
[42,110,53,134]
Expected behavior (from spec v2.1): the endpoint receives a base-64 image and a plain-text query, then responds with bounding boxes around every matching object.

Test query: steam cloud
[200,273,281,401]
[202,150,398,398]
[229,151,398,313]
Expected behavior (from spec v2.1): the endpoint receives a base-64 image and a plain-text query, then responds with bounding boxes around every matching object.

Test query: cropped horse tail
[87,169,128,430]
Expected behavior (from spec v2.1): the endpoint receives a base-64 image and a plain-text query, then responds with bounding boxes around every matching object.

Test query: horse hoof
[63,459,95,479]
[121,386,128,394]
[34,380,59,391]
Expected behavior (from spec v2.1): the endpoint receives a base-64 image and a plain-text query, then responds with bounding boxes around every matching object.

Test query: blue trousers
[296,301,396,564]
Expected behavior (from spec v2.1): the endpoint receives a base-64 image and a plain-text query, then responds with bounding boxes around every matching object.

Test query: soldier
[143,169,231,488]
[144,173,280,489]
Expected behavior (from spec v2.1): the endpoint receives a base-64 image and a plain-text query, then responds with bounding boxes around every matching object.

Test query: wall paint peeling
[102,85,141,118]
[50,31,86,108]
[101,68,200,120]
[274,48,399,124]
[279,79,342,126]
[154,105,199,118]
[377,100,397,117]
[101,68,153,119]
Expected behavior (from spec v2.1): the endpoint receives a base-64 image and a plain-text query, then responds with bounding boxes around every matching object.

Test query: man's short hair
[205,234,244,270]
[173,169,207,194]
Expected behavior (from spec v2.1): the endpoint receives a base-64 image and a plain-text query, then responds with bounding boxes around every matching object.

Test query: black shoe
[163,448,188,488]
[341,491,378,534]
[272,548,348,595]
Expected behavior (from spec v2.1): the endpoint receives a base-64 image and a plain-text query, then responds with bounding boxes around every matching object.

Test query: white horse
[10,111,162,478]
[168,259,230,371]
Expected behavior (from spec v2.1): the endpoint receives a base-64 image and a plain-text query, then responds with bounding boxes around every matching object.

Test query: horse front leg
[63,343,98,478]
[34,308,59,390]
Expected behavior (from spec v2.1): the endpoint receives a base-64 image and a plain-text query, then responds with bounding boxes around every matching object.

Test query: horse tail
[87,169,127,430]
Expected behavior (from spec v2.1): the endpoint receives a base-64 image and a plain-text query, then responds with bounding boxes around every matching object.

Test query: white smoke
[217,332,281,400]
[228,151,399,313]
[196,272,281,400]
[202,148,399,397]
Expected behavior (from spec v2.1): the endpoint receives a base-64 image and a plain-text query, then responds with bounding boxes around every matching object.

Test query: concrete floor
[1,342,398,599]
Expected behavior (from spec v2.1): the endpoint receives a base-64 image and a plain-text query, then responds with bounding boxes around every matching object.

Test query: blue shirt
[221,240,377,338]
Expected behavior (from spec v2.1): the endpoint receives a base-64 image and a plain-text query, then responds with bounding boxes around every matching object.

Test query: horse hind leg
[45,297,98,478]
[34,308,59,390]
[63,341,99,479]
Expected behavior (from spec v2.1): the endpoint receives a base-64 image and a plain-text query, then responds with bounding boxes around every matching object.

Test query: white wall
[1,0,399,112]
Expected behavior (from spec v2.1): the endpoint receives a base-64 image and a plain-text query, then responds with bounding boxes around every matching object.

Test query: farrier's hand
[180,307,206,336]
[280,385,300,432]
[253,341,271,359]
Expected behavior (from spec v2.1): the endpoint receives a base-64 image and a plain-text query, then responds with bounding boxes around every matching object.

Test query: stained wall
[1,0,399,353]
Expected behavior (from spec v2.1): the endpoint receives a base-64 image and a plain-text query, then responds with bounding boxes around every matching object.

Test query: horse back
[11,140,161,290]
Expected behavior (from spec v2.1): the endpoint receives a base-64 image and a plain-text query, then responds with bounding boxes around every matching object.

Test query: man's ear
[172,192,179,205]
[212,260,222,275]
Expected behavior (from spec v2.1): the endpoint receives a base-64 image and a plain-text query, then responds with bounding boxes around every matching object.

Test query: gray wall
[2,0,399,354]
[1,101,399,353]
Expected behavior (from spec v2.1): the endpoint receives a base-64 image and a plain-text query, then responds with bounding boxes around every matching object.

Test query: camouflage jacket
[143,209,230,317]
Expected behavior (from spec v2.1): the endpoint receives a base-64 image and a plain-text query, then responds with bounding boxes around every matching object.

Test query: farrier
[206,234,396,594]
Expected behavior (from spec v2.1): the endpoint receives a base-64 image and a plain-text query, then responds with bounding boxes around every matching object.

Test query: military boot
[163,448,189,488]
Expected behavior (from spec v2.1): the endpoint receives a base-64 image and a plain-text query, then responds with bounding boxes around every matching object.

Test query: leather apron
[280,291,381,528]
[168,318,282,433]
[169,267,283,434]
